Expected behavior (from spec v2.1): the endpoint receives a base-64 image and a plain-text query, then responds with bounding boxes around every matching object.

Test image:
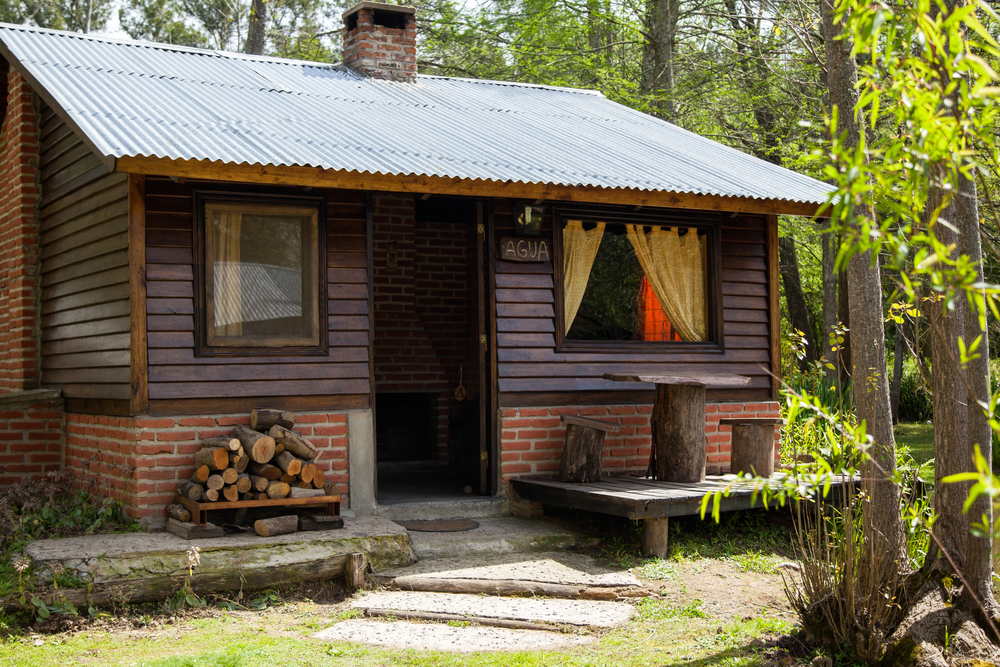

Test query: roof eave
[114,155,826,218]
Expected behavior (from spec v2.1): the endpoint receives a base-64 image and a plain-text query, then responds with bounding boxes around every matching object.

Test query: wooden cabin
[0,5,828,524]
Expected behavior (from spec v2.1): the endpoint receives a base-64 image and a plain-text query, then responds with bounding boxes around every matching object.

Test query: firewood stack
[175,408,337,504]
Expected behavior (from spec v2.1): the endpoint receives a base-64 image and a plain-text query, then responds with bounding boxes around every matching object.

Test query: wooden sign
[499,237,551,263]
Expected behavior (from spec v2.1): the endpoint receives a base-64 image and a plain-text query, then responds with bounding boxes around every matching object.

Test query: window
[197,195,325,352]
[556,210,720,348]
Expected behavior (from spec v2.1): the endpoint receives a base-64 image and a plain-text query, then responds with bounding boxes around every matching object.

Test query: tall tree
[246,0,266,54]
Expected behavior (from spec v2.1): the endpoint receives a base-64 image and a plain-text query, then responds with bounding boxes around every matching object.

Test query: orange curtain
[637,277,679,341]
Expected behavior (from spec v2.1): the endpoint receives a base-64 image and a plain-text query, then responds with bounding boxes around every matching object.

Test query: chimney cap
[342,2,416,21]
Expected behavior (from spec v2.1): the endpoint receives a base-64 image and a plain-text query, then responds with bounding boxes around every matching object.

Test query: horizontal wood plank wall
[494,202,773,405]
[143,177,370,415]
[37,103,130,402]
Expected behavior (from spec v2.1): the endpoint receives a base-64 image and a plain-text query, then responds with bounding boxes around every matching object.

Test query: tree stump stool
[720,418,785,478]
[558,415,620,483]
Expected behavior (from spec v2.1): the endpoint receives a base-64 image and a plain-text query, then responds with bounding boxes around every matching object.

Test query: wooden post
[721,418,783,478]
[641,518,669,558]
[654,384,706,483]
[345,552,366,591]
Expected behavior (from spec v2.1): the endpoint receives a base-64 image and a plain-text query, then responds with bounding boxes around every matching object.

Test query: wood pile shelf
[175,493,341,526]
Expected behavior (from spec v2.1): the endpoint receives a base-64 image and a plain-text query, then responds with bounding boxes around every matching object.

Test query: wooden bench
[719,418,786,478]
[558,415,620,483]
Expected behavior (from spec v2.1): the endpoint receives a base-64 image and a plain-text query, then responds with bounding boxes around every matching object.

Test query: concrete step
[374,551,642,597]
[349,590,635,629]
[374,497,510,521]
[314,619,596,652]
[397,516,598,560]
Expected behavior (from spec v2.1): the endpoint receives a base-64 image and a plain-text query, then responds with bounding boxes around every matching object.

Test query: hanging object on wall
[514,202,544,236]
[454,365,466,402]
[386,241,398,269]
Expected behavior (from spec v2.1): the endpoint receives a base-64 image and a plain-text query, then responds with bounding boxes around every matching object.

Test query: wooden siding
[38,103,130,401]
[493,202,774,404]
[143,177,371,413]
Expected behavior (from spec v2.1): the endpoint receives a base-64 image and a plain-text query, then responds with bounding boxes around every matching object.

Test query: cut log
[254,515,298,537]
[231,425,275,464]
[265,481,290,499]
[205,474,225,491]
[176,481,204,502]
[221,485,239,502]
[274,442,285,456]
[235,474,252,494]
[255,492,268,500]
[166,519,223,540]
[194,447,229,472]
[345,553,365,591]
[279,473,297,484]
[220,467,238,485]
[251,408,295,432]
[240,493,254,501]
[249,474,270,492]
[288,487,324,498]
[299,463,316,485]
[229,452,249,473]
[165,503,192,522]
[296,481,312,489]
[323,481,340,497]
[268,425,317,461]
[201,436,241,452]
[312,468,326,489]
[558,415,618,483]
[203,488,220,502]
[272,451,303,476]
[247,462,281,480]
[297,512,344,531]
[190,465,210,484]
[721,419,781,478]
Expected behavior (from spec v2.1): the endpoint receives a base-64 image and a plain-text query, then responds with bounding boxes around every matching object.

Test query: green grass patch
[895,422,933,466]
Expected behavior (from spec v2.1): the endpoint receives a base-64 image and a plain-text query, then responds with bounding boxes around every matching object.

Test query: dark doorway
[372,196,490,504]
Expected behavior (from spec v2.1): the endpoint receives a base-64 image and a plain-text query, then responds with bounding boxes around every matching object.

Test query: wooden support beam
[642,517,669,558]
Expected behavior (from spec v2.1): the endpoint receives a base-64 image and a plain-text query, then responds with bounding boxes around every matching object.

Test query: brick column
[0,67,41,393]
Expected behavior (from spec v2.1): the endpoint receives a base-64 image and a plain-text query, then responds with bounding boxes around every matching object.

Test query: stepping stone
[350,591,634,628]
[315,619,595,652]
[376,551,641,589]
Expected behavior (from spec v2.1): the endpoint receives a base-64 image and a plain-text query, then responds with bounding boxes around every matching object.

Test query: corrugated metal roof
[0,23,832,206]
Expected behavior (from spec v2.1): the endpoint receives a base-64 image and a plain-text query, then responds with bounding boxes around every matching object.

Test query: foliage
[895,356,933,422]
[0,473,139,599]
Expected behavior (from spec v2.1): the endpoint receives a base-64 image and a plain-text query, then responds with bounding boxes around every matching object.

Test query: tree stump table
[719,418,786,478]
[603,372,750,558]
[558,414,621,483]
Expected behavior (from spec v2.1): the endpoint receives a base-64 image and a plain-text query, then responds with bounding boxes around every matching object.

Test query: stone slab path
[350,590,634,628]
[376,551,641,588]
[315,619,595,652]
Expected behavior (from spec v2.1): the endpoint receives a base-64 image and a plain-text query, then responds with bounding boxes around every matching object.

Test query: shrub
[896,356,932,422]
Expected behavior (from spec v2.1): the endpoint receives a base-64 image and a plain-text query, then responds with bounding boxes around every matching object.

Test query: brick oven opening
[372,195,486,504]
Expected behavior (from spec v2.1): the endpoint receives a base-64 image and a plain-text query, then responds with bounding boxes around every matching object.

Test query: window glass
[563,220,708,342]
[205,202,320,347]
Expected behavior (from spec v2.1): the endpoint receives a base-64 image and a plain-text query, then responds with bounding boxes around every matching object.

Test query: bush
[896,356,932,422]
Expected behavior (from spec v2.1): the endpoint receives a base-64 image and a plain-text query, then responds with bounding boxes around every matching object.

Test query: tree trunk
[891,318,905,424]
[838,248,852,386]
[822,0,905,570]
[779,235,818,369]
[821,224,839,376]
[245,0,266,55]
[641,0,679,118]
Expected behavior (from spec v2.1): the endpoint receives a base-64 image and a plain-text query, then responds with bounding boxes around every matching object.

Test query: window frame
[193,190,329,357]
[552,205,725,354]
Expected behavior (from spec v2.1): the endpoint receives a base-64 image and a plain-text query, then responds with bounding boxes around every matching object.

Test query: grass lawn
[0,510,810,667]
[894,422,934,466]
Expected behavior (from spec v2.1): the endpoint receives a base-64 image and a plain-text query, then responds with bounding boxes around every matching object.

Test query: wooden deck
[510,474,855,521]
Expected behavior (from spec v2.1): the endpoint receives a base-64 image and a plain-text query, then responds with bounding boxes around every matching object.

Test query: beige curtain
[213,211,243,336]
[563,220,605,331]
[626,225,706,341]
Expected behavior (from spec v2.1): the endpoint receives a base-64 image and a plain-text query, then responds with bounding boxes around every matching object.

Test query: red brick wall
[0,67,41,394]
[0,393,64,485]
[372,194,471,460]
[500,401,781,484]
[342,6,417,82]
[64,411,351,526]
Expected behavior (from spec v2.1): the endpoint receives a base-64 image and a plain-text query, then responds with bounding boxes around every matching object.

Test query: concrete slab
[375,497,510,521]
[25,516,415,584]
[315,619,595,652]
[402,516,597,559]
[377,551,640,588]
[350,591,634,627]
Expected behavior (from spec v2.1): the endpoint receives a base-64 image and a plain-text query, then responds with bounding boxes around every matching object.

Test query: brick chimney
[342,2,417,83]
